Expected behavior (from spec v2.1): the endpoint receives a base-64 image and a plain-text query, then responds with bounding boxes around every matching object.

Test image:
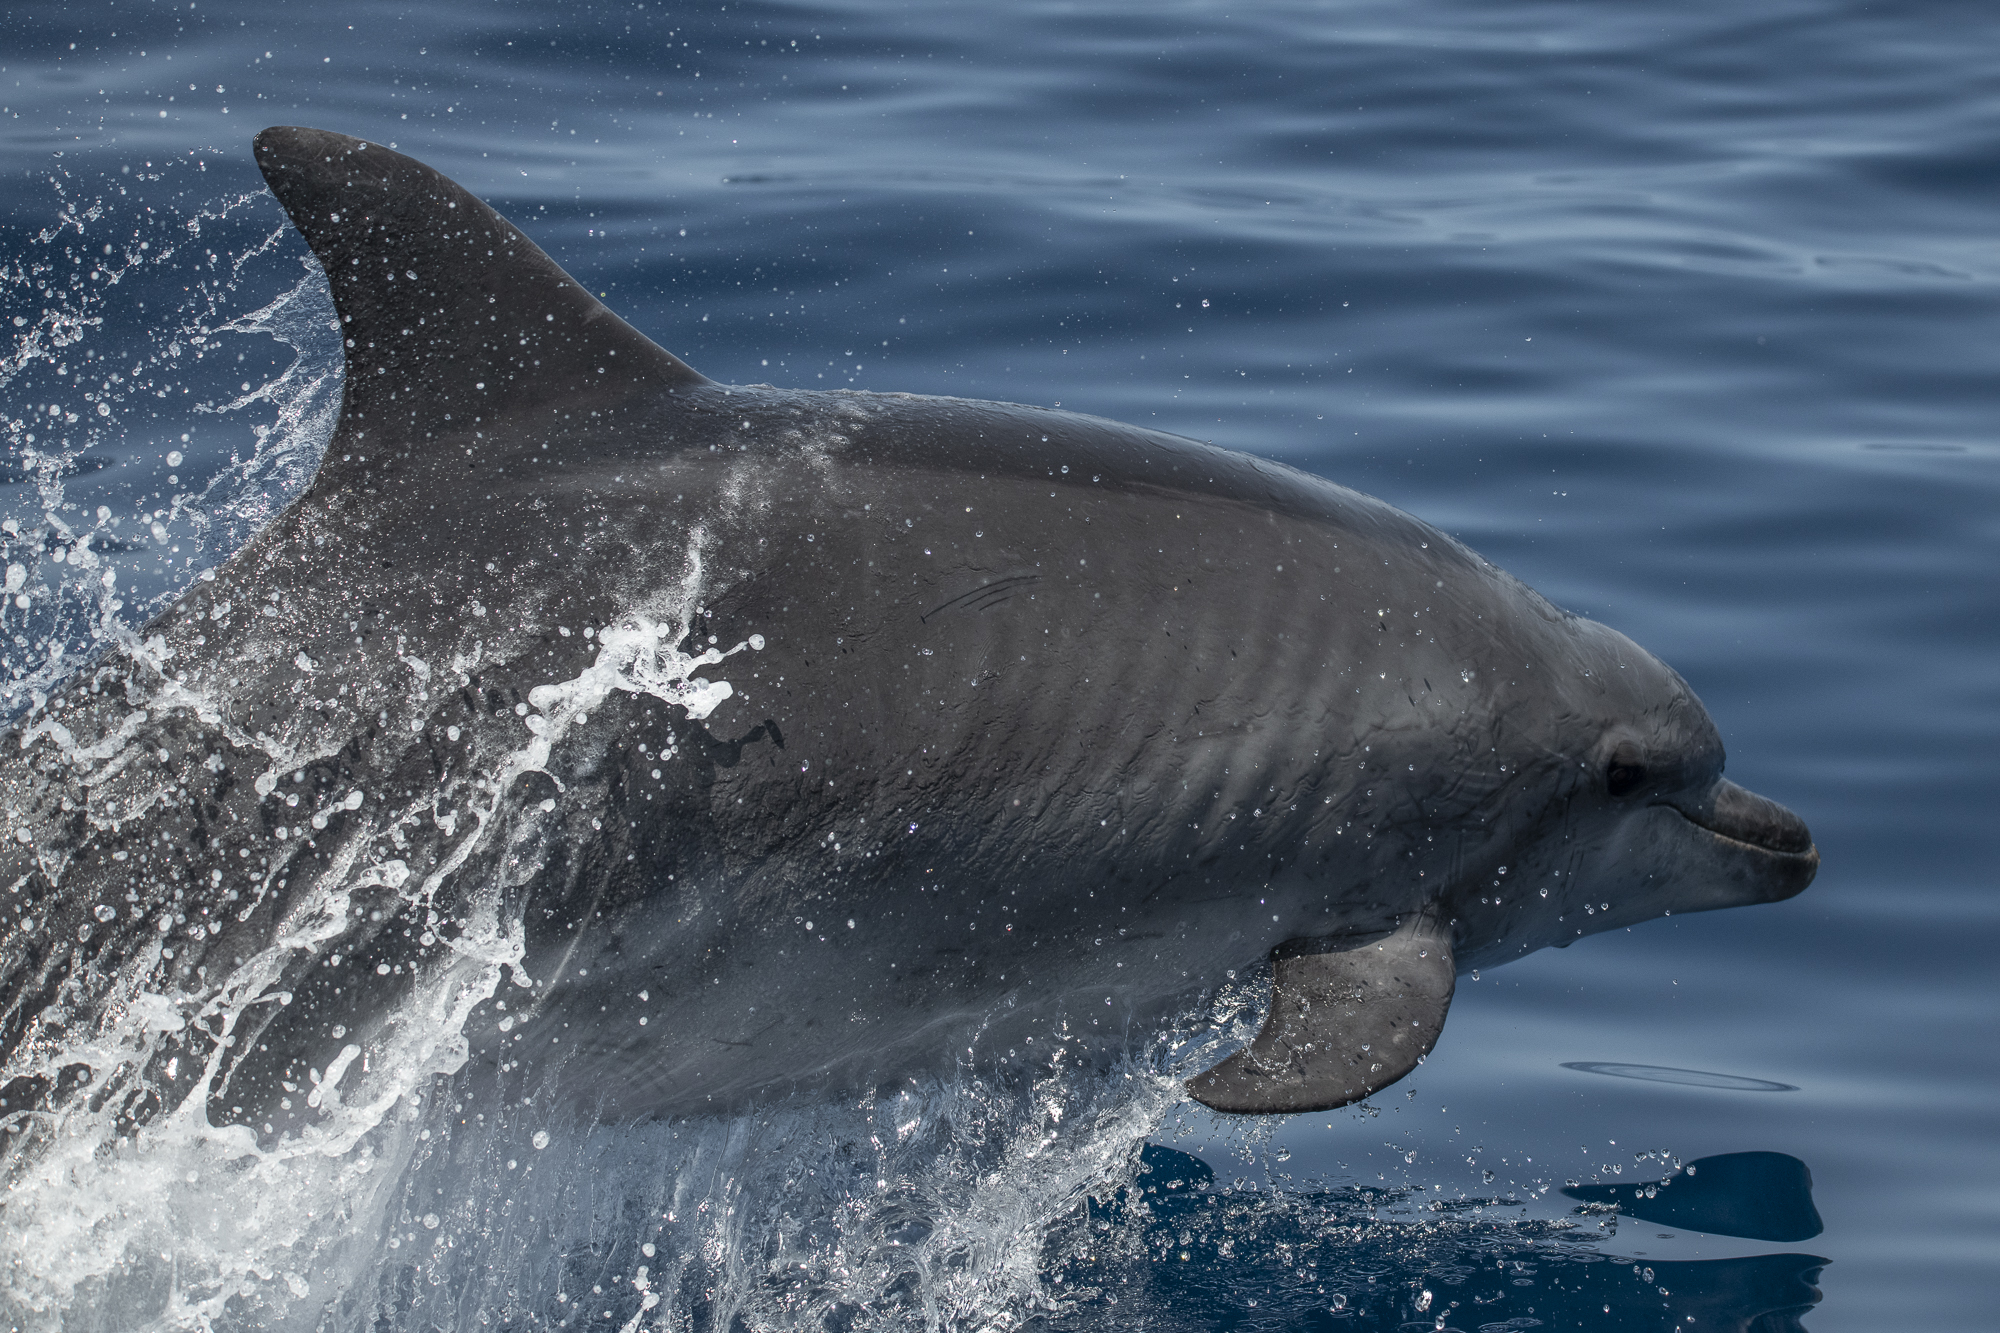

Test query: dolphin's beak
[1662,779,1819,901]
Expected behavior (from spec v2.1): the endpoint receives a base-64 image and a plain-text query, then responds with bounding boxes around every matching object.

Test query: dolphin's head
[1455,616,1818,967]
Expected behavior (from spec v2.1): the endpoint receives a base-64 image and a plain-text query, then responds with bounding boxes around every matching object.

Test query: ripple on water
[1560,1062,1799,1092]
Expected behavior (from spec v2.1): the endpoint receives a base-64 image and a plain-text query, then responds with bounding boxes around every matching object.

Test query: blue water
[2,2,1995,1330]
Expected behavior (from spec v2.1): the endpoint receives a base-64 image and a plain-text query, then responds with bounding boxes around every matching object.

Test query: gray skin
[0,129,1815,1138]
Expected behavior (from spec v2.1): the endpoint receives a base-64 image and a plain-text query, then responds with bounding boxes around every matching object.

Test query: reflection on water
[1050,1147,1826,1333]
[1564,1153,1823,1246]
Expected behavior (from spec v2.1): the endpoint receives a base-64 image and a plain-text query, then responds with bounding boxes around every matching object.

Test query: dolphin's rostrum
[0,129,1816,1138]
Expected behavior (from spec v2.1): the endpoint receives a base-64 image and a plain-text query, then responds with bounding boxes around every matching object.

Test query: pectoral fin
[1187,914,1455,1114]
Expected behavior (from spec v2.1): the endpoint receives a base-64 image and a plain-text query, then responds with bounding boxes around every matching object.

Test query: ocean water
[1,2,1994,1330]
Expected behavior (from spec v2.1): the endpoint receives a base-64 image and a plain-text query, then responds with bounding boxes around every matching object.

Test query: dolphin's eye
[1606,746,1648,798]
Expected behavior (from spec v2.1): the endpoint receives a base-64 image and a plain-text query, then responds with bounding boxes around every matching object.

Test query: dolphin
[0,128,1816,1139]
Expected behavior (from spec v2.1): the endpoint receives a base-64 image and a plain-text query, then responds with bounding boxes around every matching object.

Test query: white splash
[271,1021,1238,1333]
[0,848,525,1332]
[0,166,341,719]
[521,528,762,767]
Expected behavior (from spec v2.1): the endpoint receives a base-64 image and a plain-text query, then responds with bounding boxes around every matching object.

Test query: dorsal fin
[253,126,707,475]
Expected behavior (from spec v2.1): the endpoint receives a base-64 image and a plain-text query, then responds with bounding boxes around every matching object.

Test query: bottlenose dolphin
[0,129,1816,1138]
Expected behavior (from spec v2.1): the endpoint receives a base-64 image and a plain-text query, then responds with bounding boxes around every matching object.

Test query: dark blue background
[3,2,1994,1329]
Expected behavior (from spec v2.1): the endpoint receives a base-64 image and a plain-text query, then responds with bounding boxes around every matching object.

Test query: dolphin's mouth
[1663,779,1816,857]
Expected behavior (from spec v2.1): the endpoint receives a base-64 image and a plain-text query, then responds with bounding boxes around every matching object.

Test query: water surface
[2,2,1994,1330]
